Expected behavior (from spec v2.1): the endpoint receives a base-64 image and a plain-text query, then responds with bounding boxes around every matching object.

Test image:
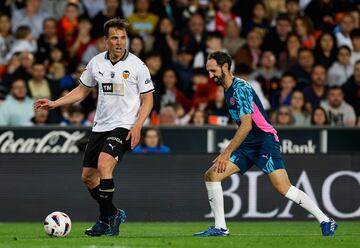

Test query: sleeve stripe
[140,88,155,95]
[79,79,93,88]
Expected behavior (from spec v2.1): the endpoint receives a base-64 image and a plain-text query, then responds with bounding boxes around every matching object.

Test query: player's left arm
[126,92,154,149]
[213,114,252,173]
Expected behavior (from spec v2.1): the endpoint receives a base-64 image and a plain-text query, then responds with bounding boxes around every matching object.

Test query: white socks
[285,185,329,223]
[205,181,227,230]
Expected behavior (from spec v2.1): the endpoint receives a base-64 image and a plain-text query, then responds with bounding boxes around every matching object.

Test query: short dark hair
[207,51,232,70]
[104,18,128,37]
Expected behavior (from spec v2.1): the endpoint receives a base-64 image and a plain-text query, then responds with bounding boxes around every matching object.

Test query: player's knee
[97,163,113,178]
[81,172,94,186]
[204,169,218,182]
[275,185,291,196]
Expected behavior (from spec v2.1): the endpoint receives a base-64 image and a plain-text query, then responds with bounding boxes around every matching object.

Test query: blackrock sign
[0,154,358,221]
[280,139,317,154]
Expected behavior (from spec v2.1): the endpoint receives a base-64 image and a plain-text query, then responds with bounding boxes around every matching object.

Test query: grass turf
[0,221,359,248]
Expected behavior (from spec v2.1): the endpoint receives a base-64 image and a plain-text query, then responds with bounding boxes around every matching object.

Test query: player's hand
[34,99,55,111]
[126,125,141,149]
[212,151,231,173]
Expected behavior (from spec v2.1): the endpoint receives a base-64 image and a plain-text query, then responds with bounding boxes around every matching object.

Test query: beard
[213,70,226,86]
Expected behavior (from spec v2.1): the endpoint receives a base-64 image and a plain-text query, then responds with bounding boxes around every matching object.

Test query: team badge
[122,70,130,79]
[111,71,115,78]
[230,97,235,105]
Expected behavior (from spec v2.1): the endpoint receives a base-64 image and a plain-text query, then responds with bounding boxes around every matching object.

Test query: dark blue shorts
[229,134,285,174]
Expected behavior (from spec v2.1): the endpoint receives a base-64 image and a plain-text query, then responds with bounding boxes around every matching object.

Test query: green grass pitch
[0,221,359,248]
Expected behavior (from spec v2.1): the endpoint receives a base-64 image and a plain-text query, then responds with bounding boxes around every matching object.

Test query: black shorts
[83,127,131,168]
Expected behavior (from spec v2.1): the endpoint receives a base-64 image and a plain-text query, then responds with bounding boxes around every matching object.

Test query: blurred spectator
[129,35,146,61]
[35,18,67,64]
[191,67,216,108]
[206,85,228,117]
[304,0,342,31]
[132,126,170,153]
[174,103,193,125]
[68,17,94,66]
[3,51,34,88]
[314,32,337,69]
[191,108,207,126]
[235,29,263,71]
[320,86,356,126]
[206,0,241,37]
[342,60,360,117]
[11,0,50,39]
[27,63,60,100]
[262,13,291,59]
[303,64,329,113]
[271,72,296,109]
[152,17,179,67]
[249,50,282,100]
[82,36,107,64]
[48,62,66,82]
[242,2,270,37]
[311,106,329,126]
[275,105,294,125]
[350,28,360,64]
[81,0,106,18]
[179,12,207,57]
[144,51,163,111]
[159,105,178,125]
[194,31,226,69]
[91,0,123,39]
[58,2,80,46]
[29,108,50,125]
[61,104,91,126]
[128,0,159,43]
[278,33,301,72]
[289,89,311,126]
[160,68,192,111]
[223,20,245,57]
[263,0,286,23]
[327,45,353,87]
[121,0,135,19]
[335,13,355,50]
[286,0,301,22]
[289,48,314,89]
[59,63,85,90]
[293,15,316,49]
[6,25,37,61]
[0,13,14,65]
[0,78,34,126]
[234,63,270,110]
[174,47,194,96]
[150,0,182,30]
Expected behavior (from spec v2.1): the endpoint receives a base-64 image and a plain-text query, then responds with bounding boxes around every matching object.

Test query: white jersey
[80,50,155,132]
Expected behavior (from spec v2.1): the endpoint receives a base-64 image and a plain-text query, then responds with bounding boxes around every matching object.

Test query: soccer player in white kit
[34,18,154,236]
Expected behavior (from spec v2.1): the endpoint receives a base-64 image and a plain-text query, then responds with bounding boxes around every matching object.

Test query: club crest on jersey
[111,71,115,78]
[122,70,130,79]
[230,97,235,105]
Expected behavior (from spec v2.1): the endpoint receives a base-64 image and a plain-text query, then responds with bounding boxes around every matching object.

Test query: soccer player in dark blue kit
[194,51,338,237]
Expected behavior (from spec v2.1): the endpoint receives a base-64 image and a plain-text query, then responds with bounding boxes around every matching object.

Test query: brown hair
[104,18,129,37]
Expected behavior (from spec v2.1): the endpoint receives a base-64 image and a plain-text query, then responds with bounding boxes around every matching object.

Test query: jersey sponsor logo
[122,70,130,79]
[102,83,124,95]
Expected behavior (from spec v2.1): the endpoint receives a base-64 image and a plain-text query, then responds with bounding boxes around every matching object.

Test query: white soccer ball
[44,211,72,237]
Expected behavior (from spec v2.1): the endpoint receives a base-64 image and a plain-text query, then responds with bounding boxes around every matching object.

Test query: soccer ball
[43,211,72,237]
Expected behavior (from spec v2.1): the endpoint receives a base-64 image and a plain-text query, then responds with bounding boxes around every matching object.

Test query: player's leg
[194,150,252,237]
[81,168,100,201]
[268,169,337,236]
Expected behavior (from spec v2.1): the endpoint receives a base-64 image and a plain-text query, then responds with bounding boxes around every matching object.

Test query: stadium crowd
[0,0,359,127]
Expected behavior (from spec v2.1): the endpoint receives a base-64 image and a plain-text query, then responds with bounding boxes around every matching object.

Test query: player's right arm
[34,83,92,111]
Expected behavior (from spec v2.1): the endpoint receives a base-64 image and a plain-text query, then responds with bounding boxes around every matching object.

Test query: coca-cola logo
[0,131,87,154]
